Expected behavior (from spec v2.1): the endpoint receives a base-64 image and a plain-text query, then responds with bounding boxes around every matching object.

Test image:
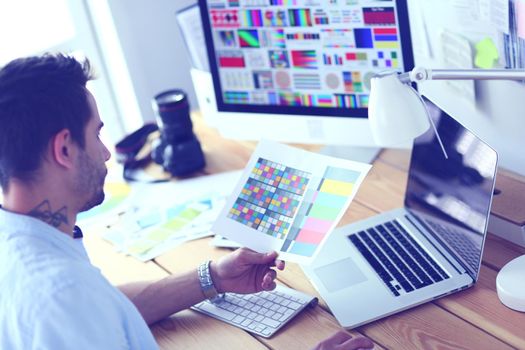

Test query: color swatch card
[212,140,371,265]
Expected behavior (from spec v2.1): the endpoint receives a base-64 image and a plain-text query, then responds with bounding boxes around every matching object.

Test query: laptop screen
[405,96,498,278]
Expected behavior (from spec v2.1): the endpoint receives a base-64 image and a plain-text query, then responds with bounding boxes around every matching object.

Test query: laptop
[302,95,498,328]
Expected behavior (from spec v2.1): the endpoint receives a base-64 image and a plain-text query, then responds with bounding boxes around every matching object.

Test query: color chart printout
[205,0,407,110]
[213,140,371,265]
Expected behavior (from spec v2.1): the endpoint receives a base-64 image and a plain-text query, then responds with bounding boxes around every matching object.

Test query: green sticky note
[475,37,499,69]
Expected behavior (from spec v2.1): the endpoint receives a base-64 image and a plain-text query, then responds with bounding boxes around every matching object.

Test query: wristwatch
[197,260,224,303]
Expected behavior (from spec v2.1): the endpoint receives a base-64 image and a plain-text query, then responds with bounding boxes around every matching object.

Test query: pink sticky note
[518,0,525,39]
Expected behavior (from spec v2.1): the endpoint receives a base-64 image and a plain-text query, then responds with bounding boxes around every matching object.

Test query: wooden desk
[84,118,525,349]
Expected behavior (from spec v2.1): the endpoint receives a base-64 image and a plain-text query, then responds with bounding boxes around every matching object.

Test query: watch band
[197,260,223,303]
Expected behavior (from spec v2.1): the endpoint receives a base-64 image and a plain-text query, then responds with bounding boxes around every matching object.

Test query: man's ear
[51,129,77,169]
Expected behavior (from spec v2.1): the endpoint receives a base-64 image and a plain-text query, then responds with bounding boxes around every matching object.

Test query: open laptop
[302,95,498,328]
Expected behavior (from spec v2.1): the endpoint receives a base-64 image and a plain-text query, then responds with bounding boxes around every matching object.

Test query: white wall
[105,0,199,124]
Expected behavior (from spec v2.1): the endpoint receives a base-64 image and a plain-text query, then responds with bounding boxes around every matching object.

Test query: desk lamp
[368,67,525,312]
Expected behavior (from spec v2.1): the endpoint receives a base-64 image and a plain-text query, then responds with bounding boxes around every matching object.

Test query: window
[0,0,132,144]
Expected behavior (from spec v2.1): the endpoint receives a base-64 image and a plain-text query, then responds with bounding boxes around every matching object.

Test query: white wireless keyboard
[192,284,318,338]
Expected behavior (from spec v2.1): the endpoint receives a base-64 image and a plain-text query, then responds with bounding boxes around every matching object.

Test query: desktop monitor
[198,0,414,151]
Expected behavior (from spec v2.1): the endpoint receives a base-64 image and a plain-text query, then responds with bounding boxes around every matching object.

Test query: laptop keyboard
[425,220,480,272]
[348,219,449,296]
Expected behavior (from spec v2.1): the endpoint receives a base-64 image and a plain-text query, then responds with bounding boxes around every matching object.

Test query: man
[0,54,373,349]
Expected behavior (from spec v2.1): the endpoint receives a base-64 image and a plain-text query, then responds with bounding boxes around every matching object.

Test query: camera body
[151,89,205,177]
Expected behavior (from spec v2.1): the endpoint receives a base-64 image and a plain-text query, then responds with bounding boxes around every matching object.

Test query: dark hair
[0,53,94,189]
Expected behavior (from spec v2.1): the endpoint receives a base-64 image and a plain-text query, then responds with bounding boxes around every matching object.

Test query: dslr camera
[151,89,205,177]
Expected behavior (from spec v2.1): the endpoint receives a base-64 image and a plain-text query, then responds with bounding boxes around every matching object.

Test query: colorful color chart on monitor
[204,0,406,111]
[212,140,371,264]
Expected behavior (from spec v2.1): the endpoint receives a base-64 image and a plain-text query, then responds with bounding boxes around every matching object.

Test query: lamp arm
[406,85,449,159]
[401,67,525,83]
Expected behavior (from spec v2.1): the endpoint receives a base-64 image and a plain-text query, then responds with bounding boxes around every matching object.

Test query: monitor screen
[199,0,414,118]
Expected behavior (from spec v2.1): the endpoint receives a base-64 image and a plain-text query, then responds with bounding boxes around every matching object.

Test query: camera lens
[152,89,193,142]
[151,89,206,176]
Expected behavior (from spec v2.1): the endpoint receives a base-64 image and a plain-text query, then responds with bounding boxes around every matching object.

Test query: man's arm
[119,248,285,325]
[118,251,375,350]
[118,270,205,325]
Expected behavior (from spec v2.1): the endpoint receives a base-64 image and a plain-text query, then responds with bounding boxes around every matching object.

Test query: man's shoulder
[0,234,130,345]
[2,231,93,274]
[0,231,111,312]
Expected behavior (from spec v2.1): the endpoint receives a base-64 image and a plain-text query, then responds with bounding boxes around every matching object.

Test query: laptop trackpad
[315,258,368,293]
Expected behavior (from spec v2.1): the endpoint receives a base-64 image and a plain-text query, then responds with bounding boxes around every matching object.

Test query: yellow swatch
[320,179,354,195]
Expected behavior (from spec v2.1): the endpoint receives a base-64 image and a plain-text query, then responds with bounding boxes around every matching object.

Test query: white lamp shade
[368,74,430,147]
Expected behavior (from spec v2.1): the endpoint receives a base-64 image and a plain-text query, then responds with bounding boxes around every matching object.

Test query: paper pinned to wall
[176,4,209,71]
[479,0,510,34]
[448,0,504,65]
[450,0,482,24]
[440,30,476,103]
[409,0,433,59]
[212,140,371,265]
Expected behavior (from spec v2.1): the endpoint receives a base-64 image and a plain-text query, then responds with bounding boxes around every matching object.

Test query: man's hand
[313,331,374,350]
[210,247,285,294]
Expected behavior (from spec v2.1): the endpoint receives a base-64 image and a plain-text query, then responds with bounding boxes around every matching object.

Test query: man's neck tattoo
[28,200,68,228]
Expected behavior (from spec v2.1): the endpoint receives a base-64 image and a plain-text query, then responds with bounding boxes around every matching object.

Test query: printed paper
[212,140,371,265]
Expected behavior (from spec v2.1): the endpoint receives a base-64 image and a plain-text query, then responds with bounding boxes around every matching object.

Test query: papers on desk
[103,195,223,261]
[79,171,242,261]
[212,140,371,265]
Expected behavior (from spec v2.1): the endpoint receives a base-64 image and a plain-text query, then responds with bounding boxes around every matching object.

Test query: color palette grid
[207,0,406,110]
[228,158,311,238]
[229,199,265,229]
[268,188,302,217]
[239,178,276,206]
[343,71,363,92]
[258,211,294,238]
[279,166,362,257]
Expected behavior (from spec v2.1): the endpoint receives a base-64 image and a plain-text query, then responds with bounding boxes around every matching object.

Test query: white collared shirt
[0,209,158,349]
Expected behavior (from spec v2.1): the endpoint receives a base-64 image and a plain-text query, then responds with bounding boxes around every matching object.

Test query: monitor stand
[319,145,381,164]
